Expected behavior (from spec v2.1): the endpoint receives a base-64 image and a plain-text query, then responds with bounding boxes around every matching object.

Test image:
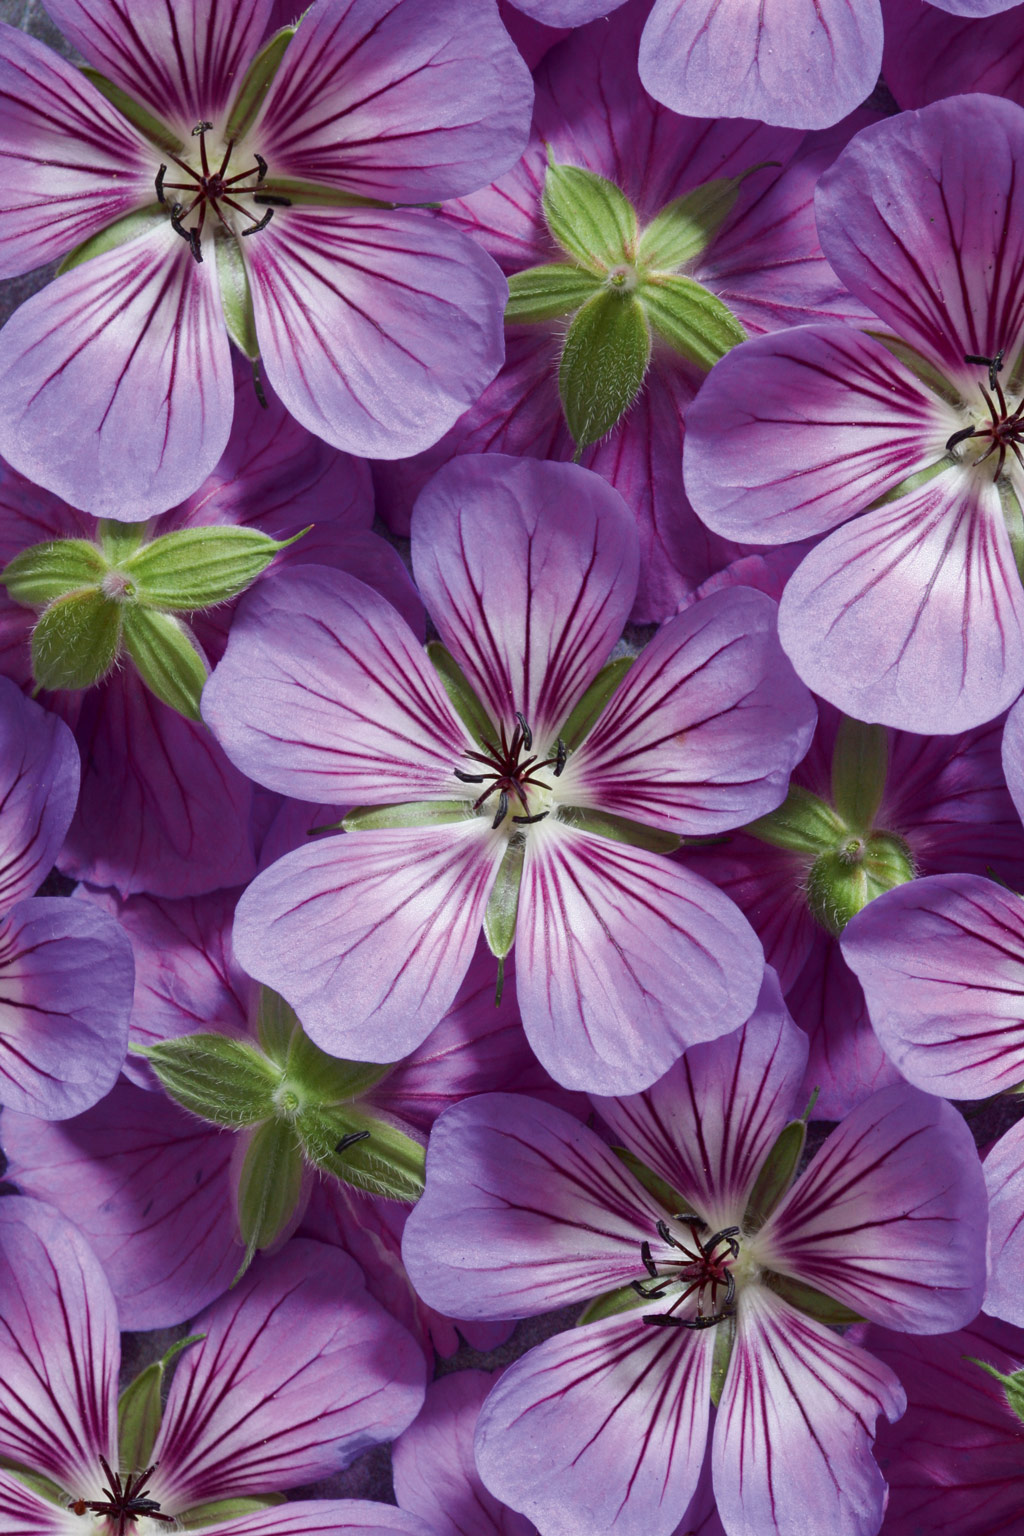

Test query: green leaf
[543,161,638,271]
[179,1496,286,1529]
[2,539,107,608]
[744,1119,806,1230]
[117,1334,203,1471]
[484,840,525,959]
[566,807,679,854]
[559,290,651,451]
[99,521,147,564]
[505,263,602,325]
[236,1118,306,1261]
[709,1314,736,1407]
[612,1146,688,1214]
[968,1359,1024,1425]
[637,176,748,271]
[343,800,476,831]
[123,525,299,610]
[79,69,183,153]
[215,233,261,359]
[297,1104,426,1201]
[143,1033,280,1127]
[224,26,296,141]
[121,607,209,719]
[767,1273,863,1326]
[744,784,848,855]
[427,641,495,748]
[559,656,633,749]
[57,204,170,275]
[31,591,122,691]
[830,717,889,833]
[641,275,745,371]
[576,1283,647,1325]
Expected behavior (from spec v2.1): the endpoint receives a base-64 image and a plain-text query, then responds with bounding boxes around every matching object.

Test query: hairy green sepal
[543,161,638,271]
[568,807,679,854]
[709,1314,736,1407]
[484,841,525,959]
[180,1497,285,1528]
[969,1359,1024,1424]
[216,234,261,359]
[560,290,650,451]
[297,1104,426,1201]
[745,784,849,854]
[830,718,889,832]
[744,1119,807,1230]
[31,591,122,691]
[806,831,915,937]
[641,275,745,372]
[767,1273,863,1326]
[559,655,633,749]
[118,1334,203,1470]
[1,540,107,606]
[121,608,209,720]
[123,526,303,609]
[237,1118,306,1262]
[505,263,602,324]
[142,1034,280,1127]
[612,1145,687,1214]
[576,1283,648,1326]
[343,800,475,830]
[637,175,748,270]
[57,206,169,275]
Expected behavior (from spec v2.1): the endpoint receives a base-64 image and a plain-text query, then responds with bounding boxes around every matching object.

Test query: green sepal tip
[121,607,209,720]
[612,1145,688,1215]
[426,640,496,748]
[224,25,296,142]
[117,1333,204,1472]
[484,840,525,960]
[576,1283,648,1326]
[1,539,107,608]
[559,289,651,450]
[559,655,633,749]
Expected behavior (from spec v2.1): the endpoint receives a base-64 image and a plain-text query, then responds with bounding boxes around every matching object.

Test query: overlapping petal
[784,937,902,1121]
[516,822,764,1094]
[0,223,233,519]
[0,678,78,912]
[982,1118,1024,1326]
[411,455,637,743]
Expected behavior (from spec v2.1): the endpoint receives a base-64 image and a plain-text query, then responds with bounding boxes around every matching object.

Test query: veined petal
[231,822,505,1062]
[0,677,78,911]
[684,325,952,545]
[0,24,155,275]
[882,0,1024,111]
[411,455,638,743]
[475,1311,714,1536]
[511,0,623,19]
[713,1286,903,1536]
[402,1093,666,1320]
[983,1118,1024,1326]
[593,973,808,1235]
[841,873,1024,1099]
[563,588,815,834]
[0,223,233,519]
[0,1470,79,1536]
[759,1083,988,1332]
[255,0,531,200]
[152,1241,424,1507]
[778,471,1024,733]
[0,1198,117,1492]
[246,206,507,460]
[1001,689,1024,826]
[515,822,764,1094]
[43,0,274,140]
[203,565,469,803]
[816,96,1024,381]
[638,0,882,130]
[194,1504,447,1536]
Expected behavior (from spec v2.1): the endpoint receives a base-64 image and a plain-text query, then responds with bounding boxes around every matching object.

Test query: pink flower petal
[0,677,78,911]
[983,1118,1024,1326]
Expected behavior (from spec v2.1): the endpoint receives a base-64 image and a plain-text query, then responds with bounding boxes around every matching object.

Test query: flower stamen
[68,1456,173,1533]
[455,712,566,830]
[946,350,1024,479]
[155,122,291,264]
[632,1215,740,1330]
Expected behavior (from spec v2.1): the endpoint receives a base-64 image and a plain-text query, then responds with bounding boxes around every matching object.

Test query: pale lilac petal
[882,0,1024,111]
[0,1470,79,1536]
[0,224,233,519]
[983,1118,1024,1326]
[510,0,621,19]
[3,1081,239,1330]
[402,1093,668,1319]
[684,325,953,545]
[816,95,1024,380]
[232,821,505,1062]
[638,0,882,129]
[194,1505,437,1536]
[778,471,1024,733]
[43,0,274,139]
[0,897,133,1119]
[246,206,506,460]
[0,25,155,275]
[563,588,815,834]
[0,1198,117,1490]
[152,1241,426,1506]
[593,973,808,1235]
[0,677,78,910]
[759,1083,988,1331]
[516,823,764,1094]
[713,1285,903,1536]
[841,874,1024,1100]
[255,0,531,200]
[411,455,638,743]
[475,1312,713,1536]
[203,565,470,804]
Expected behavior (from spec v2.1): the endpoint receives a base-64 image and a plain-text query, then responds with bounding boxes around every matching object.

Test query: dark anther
[335,1130,370,1154]
[641,1239,657,1277]
[515,711,533,752]
[511,810,549,825]
[253,193,292,207]
[188,228,202,263]
[242,208,275,236]
[946,425,980,453]
[255,153,268,181]
[491,789,510,829]
[554,737,567,777]
[965,348,1005,391]
[158,125,277,246]
[454,769,486,783]
[192,119,214,135]
[170,206,191,239]
[456,710,565,829]
[69,1456,173,1534]
[155,163,167,203]
[948,351,1024,480]
[635,1214,740,1331]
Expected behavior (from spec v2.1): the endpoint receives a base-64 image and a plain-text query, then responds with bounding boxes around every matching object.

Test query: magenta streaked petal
[516,823,764,1094]
[192,1505,439,1536]
[203,565,469,803]
[882,0,1024,110]
[0,24,155,275]
[152,1241,426,1506]
[3,1080,239,1330]
[412,455,637,743]
[983,1118,1024,1326]
[42,0,274,138]
[638,0,882,130]
[0,224,233,519]
[593,973,808,1235]
[232,821,504,1062]
[841,873,1024,1100]
[0,677,78,910]
[564,588,815,834]
[713,1286,903,1536]
[246,206,507,461]
[0,1470,79,1536]
[0,1198,117,1490]
[255,0,531,200]
[681,835,815,995]
[684,325,952,545]
[778,472,1024,733]
[475,1311,713,1536]
[759,1083,987,1332]
[403,1093,667,1319]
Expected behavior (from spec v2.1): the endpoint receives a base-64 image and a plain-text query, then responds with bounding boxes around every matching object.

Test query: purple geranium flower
[203,453,816,1093]
[686,95,1024,734]
[402,982,987,1536]
[0,0,531,517]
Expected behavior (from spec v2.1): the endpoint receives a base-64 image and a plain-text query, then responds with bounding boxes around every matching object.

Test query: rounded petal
[0,676,78,910]
[0,224,234,519]
[983,1118,1024,1326]
[411,455,638,743]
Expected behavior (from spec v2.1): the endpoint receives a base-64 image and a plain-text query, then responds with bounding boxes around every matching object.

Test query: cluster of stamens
[455,711,566,830]
[155,121,291,263]
[68,1457,172,1533]
[946,349,1024,480]
[631,1216,740,1329]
